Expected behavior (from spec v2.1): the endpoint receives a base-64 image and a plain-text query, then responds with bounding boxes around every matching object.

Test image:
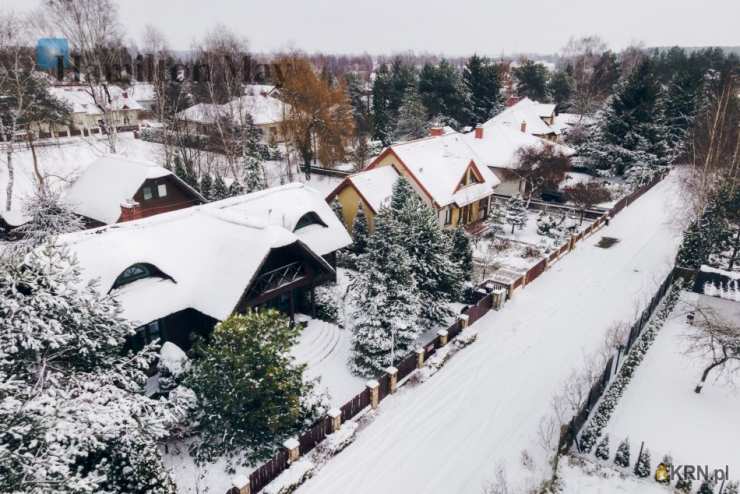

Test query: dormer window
[142,187,153,200]
[112,263,171,290]
[294,211,327,231]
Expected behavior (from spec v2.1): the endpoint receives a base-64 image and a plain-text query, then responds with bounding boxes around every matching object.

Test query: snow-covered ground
[558,456,671,493]
[294,171,685,494]
[601,291,740,486]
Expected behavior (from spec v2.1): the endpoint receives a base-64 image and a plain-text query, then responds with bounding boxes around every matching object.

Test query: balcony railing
[247,262,306,299]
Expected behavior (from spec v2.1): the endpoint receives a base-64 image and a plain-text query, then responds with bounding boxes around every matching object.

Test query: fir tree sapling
[451,226,473,281]
[724,481,739,494]
[243,154,267,193]
[594,434,610,461]
[211,173,229,201]
[697,481,715,494]
[614,438,631,468]
[675,477,693,493]
[228,179,245,197]
[185,310,327,464]
[505,195,528,233]
[634,446,651,478]
[331,197,344,223]
[486,199,507,239]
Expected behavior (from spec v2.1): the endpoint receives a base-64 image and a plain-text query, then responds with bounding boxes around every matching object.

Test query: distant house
[48,85,144,135]
[484,97,560,142]
[60,183,351,350]
[64,157,206,227]
[327,129,501,232]
[464,123,576,196]
[176,84,287,144]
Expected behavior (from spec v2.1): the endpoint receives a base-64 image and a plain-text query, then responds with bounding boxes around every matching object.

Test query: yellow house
[327,130,501,233]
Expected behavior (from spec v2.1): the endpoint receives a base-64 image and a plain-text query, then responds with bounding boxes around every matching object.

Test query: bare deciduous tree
[683,302,740,394]
[564,182,612,224]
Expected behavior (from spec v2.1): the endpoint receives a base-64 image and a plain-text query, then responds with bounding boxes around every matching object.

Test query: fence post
[437,329,449,346]
[416,347,425,369]
[367,380,380,409]
[492,288,506,310]
[457,314,469,330]
[328,408,342,433]
[229,480,251,494]
[284,438,300,463]
[386,366,398,394]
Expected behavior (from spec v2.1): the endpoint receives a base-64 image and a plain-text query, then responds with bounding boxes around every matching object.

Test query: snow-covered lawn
[558,455,671,493]
[293,171,684,494]
[601,291,740,486]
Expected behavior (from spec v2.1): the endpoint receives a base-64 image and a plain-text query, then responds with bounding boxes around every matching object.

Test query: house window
[112,262,171,290]
[157,183,168,198]
[142,186,153,200]
[294,211,327,231]
[135,320,161,345]
[444,207,453,225]
[478,198,489,219]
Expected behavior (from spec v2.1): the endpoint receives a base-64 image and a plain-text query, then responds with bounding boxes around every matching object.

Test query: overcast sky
[5,0,739,55]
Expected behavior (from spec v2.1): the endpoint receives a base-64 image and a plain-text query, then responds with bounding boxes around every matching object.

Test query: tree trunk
[26,131,44,188]
[694,357,728,393]
[5,148,14,211]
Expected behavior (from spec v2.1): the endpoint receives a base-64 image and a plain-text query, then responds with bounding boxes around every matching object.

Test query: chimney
[474,125,484,139]
[520,121,527,133]
[119,199,142,222]
[506,95,520,107]
[429,126,444,137]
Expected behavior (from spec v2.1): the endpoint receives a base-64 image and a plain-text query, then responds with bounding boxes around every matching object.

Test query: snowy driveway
[297,173,685,494]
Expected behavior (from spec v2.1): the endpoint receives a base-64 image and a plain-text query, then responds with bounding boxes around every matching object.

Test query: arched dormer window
[294,211,327,231]
[112,263,171,290]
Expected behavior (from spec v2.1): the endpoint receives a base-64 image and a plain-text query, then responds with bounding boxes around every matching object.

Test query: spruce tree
[372,64,393,145]
[548,70,574,110]
[199,173,213,201]
[697,481,714,494]
[331,197,344,222]
[462,54,503,126]
[505,195,528,233]
[211,173,229,201]
[392,178,463,326]
[675,478,693,493]
[0,242,179,493]
[351,203,369,255]
[594,434,610,461]
[185,310,326,464]
[350,208,421,375]
[512,60,550,101]
[393,83,429,142]
[228,179,244,197]
[634,447,651,478]
[243,154,267,193]
[451,226,473,281]
[418,59,466,126]
[614,438,631,468]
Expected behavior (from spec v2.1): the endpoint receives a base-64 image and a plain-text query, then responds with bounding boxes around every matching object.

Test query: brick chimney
[429,126,444,137]
[119,199,142,222]
[474,125,484,139]
[520,121,527,133]
[506,95,521,107]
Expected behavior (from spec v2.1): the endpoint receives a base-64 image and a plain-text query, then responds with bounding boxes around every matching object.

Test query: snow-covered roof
[346,166,400,213]
[49,85,144,115]
[64,156,203,225]
[464,123,576,170]
[60,183,348,326]
[206,183,352,256]
[551,112,596,133]
[60,206,301,324]
[375,132,500,207]
[176,89,286,127]
[484,97,558,136]
[128,83,156,103]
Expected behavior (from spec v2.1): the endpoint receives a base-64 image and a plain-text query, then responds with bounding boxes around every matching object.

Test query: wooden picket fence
[228,169,670,494]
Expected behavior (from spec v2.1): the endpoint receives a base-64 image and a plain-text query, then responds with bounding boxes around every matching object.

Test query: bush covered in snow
[158,342,190,393]
[315,420,359,459]
[675,477,693,493]
[314,284,341,325]
[185,310,328,465]
[262,458,315,494]
[614,438,631,468]
[594,434,610,461]
[634,446,651,478]
[578,281,682,453]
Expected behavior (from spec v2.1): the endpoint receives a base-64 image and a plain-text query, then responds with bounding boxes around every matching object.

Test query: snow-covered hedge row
[315,420,358,459]
[578,280,682,453]
[262,459,315,494]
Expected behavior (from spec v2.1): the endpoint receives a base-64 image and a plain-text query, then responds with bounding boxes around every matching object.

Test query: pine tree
[372,64,393,145]
[13,186,83,250]
[512,60,550,101]
[0,241,179,493]
[418,59,466,126]
[393,84,429,142]
[451,227,473,281]
[350,208,421,375]
[211,173,229,201]
[351,203,369,255]
[462,54,503,126]
[199,173,213,201]
[331,197,344,222]
[614,438,631,468]
[185,310,326,463]
[676,218,708,268]
[243,154,267,193]
[505,195,528,233]
[634,446,651,478]
[548,70,574,110]
[594,434,610,461]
